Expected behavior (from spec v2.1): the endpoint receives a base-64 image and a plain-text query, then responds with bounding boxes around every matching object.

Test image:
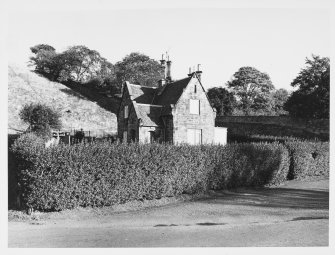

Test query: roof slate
[125,75,195,126]
[128,84,157,104]
[136,104,163,127]
[153,76,192,105]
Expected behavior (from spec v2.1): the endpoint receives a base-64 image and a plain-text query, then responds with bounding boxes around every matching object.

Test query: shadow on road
[201,187,329,210]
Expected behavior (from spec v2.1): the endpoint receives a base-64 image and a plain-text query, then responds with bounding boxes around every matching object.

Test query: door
[187,129,202,145]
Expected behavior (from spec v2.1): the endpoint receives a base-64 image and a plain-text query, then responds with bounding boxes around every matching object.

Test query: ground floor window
[187,129,202,145]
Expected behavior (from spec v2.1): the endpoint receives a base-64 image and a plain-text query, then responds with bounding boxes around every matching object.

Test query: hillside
[8,64,117,136]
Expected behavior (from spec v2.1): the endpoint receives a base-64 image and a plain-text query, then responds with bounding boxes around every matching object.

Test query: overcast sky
[6,1,330,91]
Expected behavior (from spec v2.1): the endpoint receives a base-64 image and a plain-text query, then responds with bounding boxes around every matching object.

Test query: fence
[52,129,117,145]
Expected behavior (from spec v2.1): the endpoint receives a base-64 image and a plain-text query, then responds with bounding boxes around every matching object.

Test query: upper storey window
[124,105,129,119]
[189,99,200,114]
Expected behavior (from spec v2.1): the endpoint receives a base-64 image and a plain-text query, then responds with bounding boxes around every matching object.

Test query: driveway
[8,179,329,247]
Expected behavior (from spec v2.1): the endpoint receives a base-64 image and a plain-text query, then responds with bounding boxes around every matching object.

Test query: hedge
[11,135,290,211]
[285,141,329,179]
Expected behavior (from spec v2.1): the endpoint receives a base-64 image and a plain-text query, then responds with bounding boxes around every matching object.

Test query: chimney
[160,54,166,79]
[196,64,202,82]
[166,54,172,82]
[157,78,166,88]
[188,67,193,77]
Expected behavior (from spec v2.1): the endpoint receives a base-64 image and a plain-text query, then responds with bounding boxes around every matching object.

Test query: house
[117,57,226,145]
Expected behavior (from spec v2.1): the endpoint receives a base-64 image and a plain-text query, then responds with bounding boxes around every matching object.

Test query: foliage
[284,55,330,118]
[227,66,275,115]
[285,141,329,180]
[11,142,290,211]
[113,52,164,92]
[270,88,289,115]
[29,45,64,81]
[207,87,236,116]
[60,45,114,83]
[227,134,304,144]
[74,129,85,141]
[29,44,115,85]
[19,103,62,137]
[30,44,55,54]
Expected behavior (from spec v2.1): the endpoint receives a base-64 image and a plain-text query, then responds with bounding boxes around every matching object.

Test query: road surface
[8,179,329,247]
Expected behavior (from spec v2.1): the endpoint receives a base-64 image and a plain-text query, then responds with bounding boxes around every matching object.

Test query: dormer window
[124,105,129,119]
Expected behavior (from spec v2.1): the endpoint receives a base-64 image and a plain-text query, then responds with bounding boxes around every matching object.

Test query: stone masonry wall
[173,77,216,144]
[117,86,139,142]
[216,116,329,140]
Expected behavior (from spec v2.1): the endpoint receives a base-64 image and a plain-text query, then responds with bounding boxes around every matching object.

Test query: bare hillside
[8,64,117,135]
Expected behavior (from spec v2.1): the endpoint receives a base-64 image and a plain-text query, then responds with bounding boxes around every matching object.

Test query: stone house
[117,58,226,144]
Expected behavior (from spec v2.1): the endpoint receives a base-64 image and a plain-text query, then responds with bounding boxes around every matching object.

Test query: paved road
[8,179,329,247]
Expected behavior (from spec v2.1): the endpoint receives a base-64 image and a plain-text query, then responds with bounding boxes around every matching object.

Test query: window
[187,129,202,145]
[124,105,129,119]
[189,99,200,114]
[194,85,197,93]
[123,131,127,142]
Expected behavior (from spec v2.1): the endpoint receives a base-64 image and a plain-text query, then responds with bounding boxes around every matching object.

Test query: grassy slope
[8,64,117,135]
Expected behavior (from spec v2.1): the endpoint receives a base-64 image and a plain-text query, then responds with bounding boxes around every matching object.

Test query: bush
[285,141,329,179]
[207,143,289,189]
[10,133,45,208]
[11,141,290,211]
[19,103,62,137]
[228,134,304,144]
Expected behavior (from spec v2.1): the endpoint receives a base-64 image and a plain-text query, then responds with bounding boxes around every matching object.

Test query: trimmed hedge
[207,143,289,190]
[285,141,329,179]
[11,139,290,211]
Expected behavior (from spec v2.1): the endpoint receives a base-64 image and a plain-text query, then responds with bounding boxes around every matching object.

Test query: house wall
[172,77,216,144]
[117,86,139,142]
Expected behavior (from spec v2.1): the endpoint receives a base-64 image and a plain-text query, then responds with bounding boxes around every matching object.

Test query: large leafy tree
[61,45,114,83]
[29,44,64,81]
[207,87,236,116]
[271,88,289,115]
[227,66,275,115]
[29,44,115,85]
[284,55,329,118]
[113,52,164,92]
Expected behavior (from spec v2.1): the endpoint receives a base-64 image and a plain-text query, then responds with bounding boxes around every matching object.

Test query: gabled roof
[127,83,157,104]
[120,72,213,127]
[136,104,162,127]
[152,76,192,105]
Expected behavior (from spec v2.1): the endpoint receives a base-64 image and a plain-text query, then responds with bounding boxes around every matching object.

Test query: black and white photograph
[1,0,333,251]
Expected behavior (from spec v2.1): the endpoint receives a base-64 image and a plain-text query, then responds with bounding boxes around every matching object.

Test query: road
[8,179,329,247]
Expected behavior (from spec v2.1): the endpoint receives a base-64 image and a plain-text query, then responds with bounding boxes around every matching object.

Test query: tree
[227,67,275,115]
[271,88,289,115]
[61,45,114,83]
[30,44,55,54]
[29,44,115,85]
[113,52,164,92]
[29,44,64,81]
[19,103,62,137]
[207,87,236,116]
[284,55,329,118]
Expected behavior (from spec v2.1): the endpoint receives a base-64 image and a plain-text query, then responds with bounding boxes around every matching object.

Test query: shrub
[11,141,290,211]
[207,143,289,189]
[19,103,62,137]
[74,129,85,141]
[285,141,329,179]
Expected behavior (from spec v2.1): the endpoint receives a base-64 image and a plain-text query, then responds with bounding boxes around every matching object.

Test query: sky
[6,1,330,91]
